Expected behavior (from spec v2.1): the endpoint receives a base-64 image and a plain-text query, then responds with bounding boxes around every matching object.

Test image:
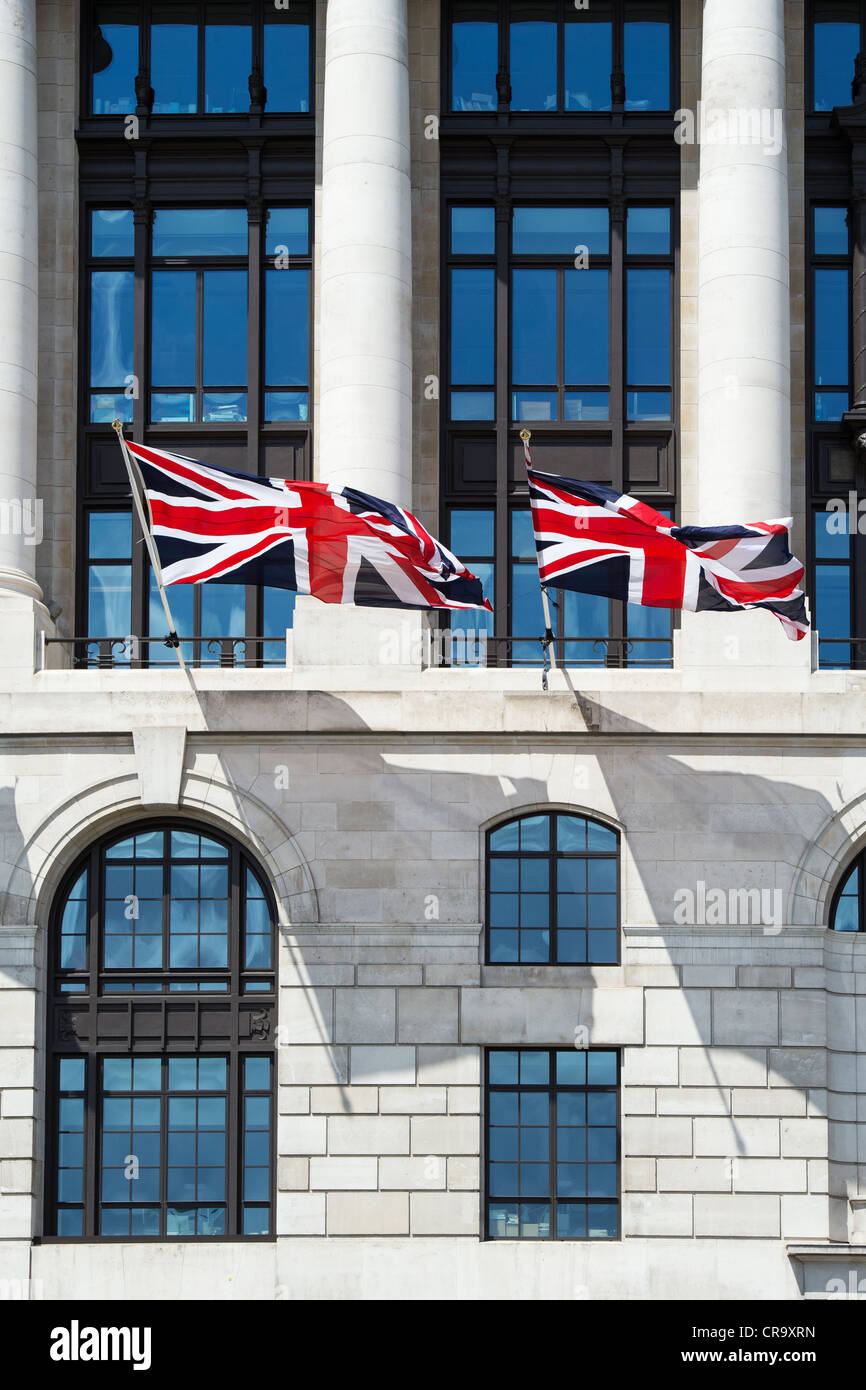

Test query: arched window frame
[484,809,621,965]
[830,845,865,931]
[45,818,277,1241]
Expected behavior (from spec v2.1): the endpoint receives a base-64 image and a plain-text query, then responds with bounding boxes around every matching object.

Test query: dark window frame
[44,818,277,1242]
[484,1047,621,1241]
[83,0,315,123]
[77,200,313,665]
[806,0,865,115]
[484,810,621,965]
[830,845,866,929]
[445,0,678,117]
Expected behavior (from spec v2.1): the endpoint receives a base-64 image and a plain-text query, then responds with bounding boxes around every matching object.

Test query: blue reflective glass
[815,268,850,385]
[91,271,134,388]
[93,20,138,115]
[451,509,494,557]
[815,508,850,560]
[815,564,850,641]
[519,1051,549,1085]
[452,18,497,111]
[263,587,296,639]
[451,268,495,383]
[587,1051,617,1085]
[152,22,198,114]
[489,1052,519,1085]
[627,207,671,255]
[451,390,495,420]
[562,588,609,662]
[451,207,496,255]
[565,269,609,384]
[266,269,309,386]
[264,21,310,113]
[556,1051,586,1085]
[565,17,612,111]
[88,563,131,637]
[245,1057,270,1090]
[814,206,849,255]
[627,269,670,385]
[627,389,671,421]
[624,18,670,110]
[813,19,859,112]
[266,209,309,257]
[564,392,609,421]
[513,207,609,255]
[513,269,556,383]
[89,512,131,561]
[815,390,850,420]
[201,583,245,647]
[203,271,247,385]
[153,209,248,257]
[152,272,196,385]
[92,209,134,258]
[60,1058,86,1091]
[510,19,557,112]
[512,390,558,422]
[205,19,252,113]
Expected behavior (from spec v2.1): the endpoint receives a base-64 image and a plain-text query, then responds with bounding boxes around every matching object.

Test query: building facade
[1,0,866,1299]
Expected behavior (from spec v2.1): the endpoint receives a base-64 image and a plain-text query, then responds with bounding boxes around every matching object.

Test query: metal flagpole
[521,428,580,706]
[111,419,187,673]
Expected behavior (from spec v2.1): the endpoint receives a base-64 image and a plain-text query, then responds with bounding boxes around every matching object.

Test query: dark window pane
[565,14,612,112]
[151,13,198,114]
[452,207,496,255]
[624,14,670,110]
[205,11,252,113]
[513,207,609,255]
[264,20,310,113]
[513,269,556,384]
[815,268,850,385]
[92,209,134,258]
[266,268,309,386]
[510,10,557,112]
[152,272,196,386]
[814,206,848,255]
[815,390,849,420]
[451,268,495,383]
[93,14,138,115]
[565,269,609,384]
[627,268,671,385]
[203,271,247,386]
[452,5,498,112]
[152,208,248,257]
[91,271,134,389]
[813,15,859,111]
[627,207,671,255]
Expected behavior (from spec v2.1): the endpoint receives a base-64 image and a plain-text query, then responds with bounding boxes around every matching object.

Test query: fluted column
[0,0,41,601]
[318,0,412,508]
[697,0,790,522]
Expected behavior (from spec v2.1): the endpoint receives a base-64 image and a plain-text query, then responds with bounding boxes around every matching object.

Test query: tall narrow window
[47,823,275,1239]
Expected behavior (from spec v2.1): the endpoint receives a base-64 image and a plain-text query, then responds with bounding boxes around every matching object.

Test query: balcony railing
[439,634,674,669]
[814,637,866,670]
[43,636,287,670]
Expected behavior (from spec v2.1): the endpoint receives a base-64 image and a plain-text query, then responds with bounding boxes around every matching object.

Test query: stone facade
[0,0,864,1301]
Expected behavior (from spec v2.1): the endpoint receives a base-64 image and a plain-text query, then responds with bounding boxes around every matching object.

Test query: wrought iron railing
[43,636,286,670]
[439,634,674,669]
[814,637,866,670]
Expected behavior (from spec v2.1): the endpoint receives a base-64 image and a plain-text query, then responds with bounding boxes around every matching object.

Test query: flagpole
[111,419,187,673]
[521,428,582,706]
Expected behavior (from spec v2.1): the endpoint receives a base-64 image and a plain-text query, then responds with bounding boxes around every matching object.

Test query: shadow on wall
[1,688,861,1261]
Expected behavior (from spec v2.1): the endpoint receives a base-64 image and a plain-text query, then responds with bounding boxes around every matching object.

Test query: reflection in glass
[565,14,612,111]
[264,19,310,112]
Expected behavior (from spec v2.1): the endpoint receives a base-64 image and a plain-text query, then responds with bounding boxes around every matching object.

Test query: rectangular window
[811,0,860,111]
[88,1,313,117]
[486,1049,619,1241]
[450,1,672,113]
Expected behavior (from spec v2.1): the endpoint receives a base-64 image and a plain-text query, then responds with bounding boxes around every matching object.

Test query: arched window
[486,811,619,965]
[831,851,863,931]
[46,821,275,1239]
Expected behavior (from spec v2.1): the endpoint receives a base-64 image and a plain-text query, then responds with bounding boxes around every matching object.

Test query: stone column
[697,0,790,522]
[0,0,41,603]
[318,0,413,509]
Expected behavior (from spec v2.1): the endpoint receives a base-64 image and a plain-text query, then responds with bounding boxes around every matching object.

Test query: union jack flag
[525,443,809,641]
[127,441,492,613]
